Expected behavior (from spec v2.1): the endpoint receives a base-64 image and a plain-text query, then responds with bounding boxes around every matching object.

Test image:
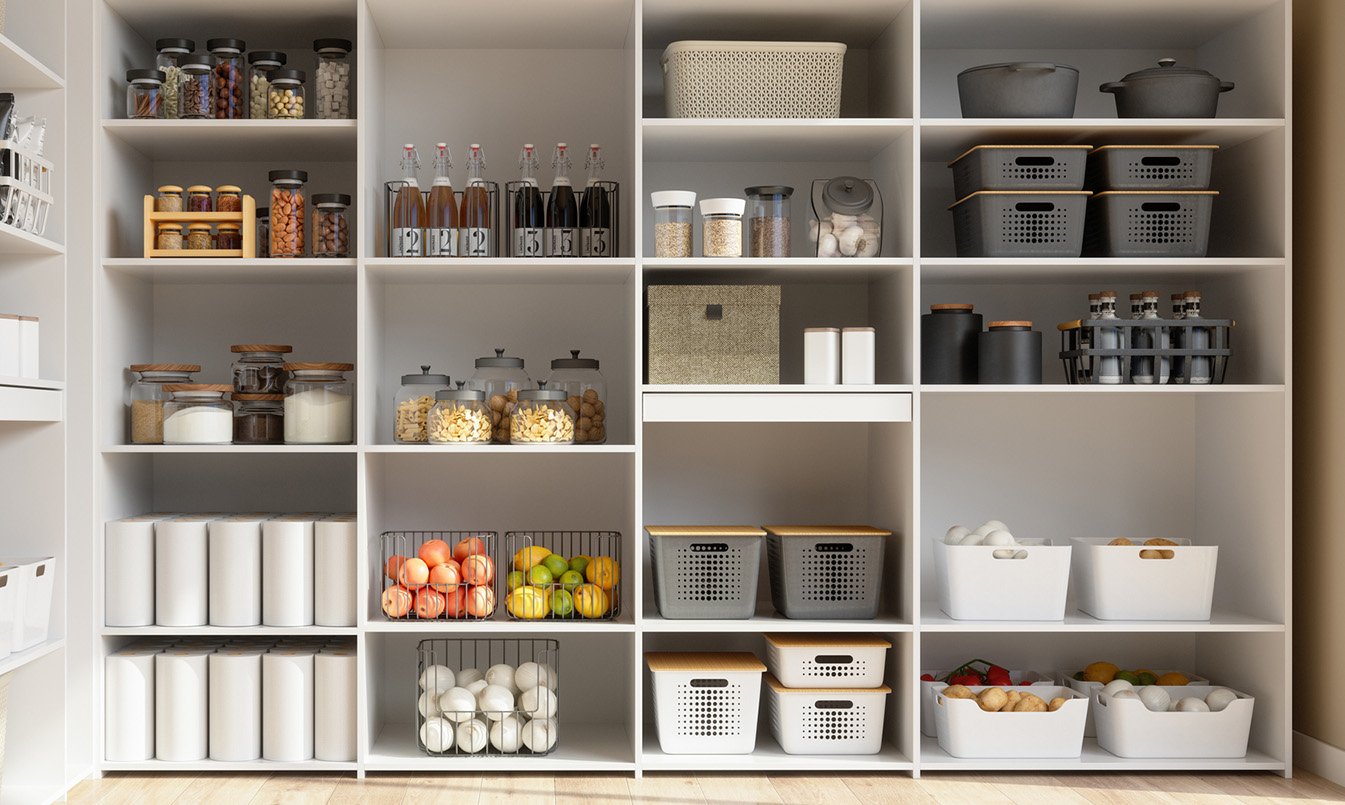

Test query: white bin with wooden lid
[764,633,891,689]
[764,525,889,619]
[646,526,766,619]
[647,652,766,754]
[765,673,891,755]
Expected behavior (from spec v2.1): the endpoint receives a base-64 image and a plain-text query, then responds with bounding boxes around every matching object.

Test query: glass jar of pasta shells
[393,365,450,444]
[428,384,492,445]
[510,382,575,445]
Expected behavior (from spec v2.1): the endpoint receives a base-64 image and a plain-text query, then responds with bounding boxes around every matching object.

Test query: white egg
[456,718,490,753]
[1101,679,1134,697]
[1138,686,1171,713]
[944,525,970,545]
[485,663,518,695]
[982,520,1010,533]
[1176,697,1211,712]
[419,716,455,752]
[515,661,558,692]
[455,667,486,687]
[521,717,559,753]
[466,679,490,698]
[418,665,456,695]
[983,530,1016,547]
[437,687,478,722]
[1111,689,1139,700]
[958,533,986,546]
[477,684,517,720]
[992,548,1016,559]
[489,714,525,753]
[520,686,559,719]
[418,690,443,719]
[1205,688,1238,712]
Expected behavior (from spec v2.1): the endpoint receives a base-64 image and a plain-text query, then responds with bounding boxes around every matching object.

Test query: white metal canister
[17,315,36,378]
[0,314,17,376]
[842,326,876,384]
[803,327,840,385]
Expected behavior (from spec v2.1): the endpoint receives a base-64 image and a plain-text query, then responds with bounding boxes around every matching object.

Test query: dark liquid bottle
[461,143,493,257]
[513,144,544,257]
[580,143,612,257]
[546,143,578,257]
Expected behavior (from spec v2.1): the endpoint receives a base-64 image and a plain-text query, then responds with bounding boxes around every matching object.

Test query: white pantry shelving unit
[68,0,1290,788]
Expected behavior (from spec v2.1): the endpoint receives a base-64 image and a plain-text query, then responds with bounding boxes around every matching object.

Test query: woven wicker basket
[661,41,847,118]
[647,285,781,384]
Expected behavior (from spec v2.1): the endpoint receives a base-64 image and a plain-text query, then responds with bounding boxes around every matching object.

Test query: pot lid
[958,62,1079,77]
[551,349,599,370]
[475,348,524,369]
[402,364,450,385]
[1118,58,1222,82]
[821,176,873,214]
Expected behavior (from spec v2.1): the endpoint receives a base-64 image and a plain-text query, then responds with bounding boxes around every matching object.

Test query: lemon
[506,585,548,620]
[513,545,553,572]
[573,583,609,618]
[1083,661,1119,684]
[1156,672,1190,686]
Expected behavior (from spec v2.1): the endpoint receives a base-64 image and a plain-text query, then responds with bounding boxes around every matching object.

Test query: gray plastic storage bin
[1087,145,1217,190]
[647,526,765,619]
[950,191,1090,258]
[765,526,889,619]
[1084,191,1218,257]
[949,145,1090,200]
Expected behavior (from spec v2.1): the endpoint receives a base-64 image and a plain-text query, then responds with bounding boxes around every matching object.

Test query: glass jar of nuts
[394,364,450,444]
[312,193,351,257]
[468,348,532,444]
[510,382,575,445]
[428,385,492,445]
[546,349,607,444]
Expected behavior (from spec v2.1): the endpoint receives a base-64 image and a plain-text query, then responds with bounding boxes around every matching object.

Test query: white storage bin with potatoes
[933,683,1088,759]
[934,520,1071,620]
[920,661,1054,738]
[1091,679,1254,759]
[1059,661,1209,738]
[1070,537,1218,620]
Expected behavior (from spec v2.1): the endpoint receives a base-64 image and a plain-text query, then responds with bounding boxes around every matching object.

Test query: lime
[526,564,554,588]
[569,555,592,575]
[1136,671,1157,686]
[1115,670,1141,686]
[550,588,575,617]
[542,554,570,579]
[506,570,526,592]
[558,570,584,591]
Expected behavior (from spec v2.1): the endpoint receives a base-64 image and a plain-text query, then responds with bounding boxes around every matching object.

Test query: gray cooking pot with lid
[1101,58,1234,118]
[957,62,1079,118]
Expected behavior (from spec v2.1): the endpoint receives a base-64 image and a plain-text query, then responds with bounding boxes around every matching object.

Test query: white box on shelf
[0,565,16,660]
[105,514,172,627]
[765,633,890,689]
[842,327,875,385]
[765,674,890,755]
[155,515,213,627]
[1093,685,1254,759]
[933,685,1088,759]
[3,556,55,652]
[17,315,36,378]
[1070,538,1218,620]
[932,538,1072,620]
[1060,669,1210,737]
[920,669,1053,737]
[0,314,17,376]
[648,652,766,755]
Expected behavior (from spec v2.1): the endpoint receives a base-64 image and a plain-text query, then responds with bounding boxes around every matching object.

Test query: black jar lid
[314,38,353,53]
[256,206,269,217]
[268,169,309,183]
[436,387,485,402]
[518,381,566,401]
[206,38,246,52]
[475,348,524,369]
[551,349,599,370]
[270,68,306,83]
[156,38,195,52]
[127,68,166,82]
[822,176,874,214]
[182,57,211,73]
[402,365,451,385]
[248,50,288,65]
[744,185,795,198]
[313,193,352,206]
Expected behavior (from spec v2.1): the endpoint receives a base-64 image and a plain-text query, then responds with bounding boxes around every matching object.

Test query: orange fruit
[585,556,620,591]
[461,554,494,586]
[1156,672,1190,686]
[453,535,488,562]
[384,555,410,581]
[381,585,413,618]
[418,539,453,567]
[399,557,430,587]
[428,561,461,592]
[465,585,496,618]
[414,587,446,619]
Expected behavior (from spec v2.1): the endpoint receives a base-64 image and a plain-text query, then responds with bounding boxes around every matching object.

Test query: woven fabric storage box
[950,191,1090,257]
[662,41,847,119]
[648,652,766,754]
[765,633,890,688]
[647,285,781,384]
[949,145,1091,199]
[764,525,888,619]
[765,673,890,755]
[1087,145,1218,190]
[1084,191,1217,257]
[647,526,765,619]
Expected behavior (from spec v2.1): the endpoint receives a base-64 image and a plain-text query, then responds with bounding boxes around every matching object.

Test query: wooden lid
[988,320,1032,328]
[233,393,285,401]
[763,525,892,537]
[231,344,293,353]
[283,362,353,371]
[156,223,183,231]
[218,223,241,231]
[1093,190,1219,197]
[216,185,242,193]
[0,313,17,320]
[646,525,766,537]
[949,190,1090,210]
[646,652,766,673]
[931,303,974,312]
[163,383,232,393]
[1090,144,1218,152]
[764,673,890,695]
[1057,319,1082,331]
[130,363,201,372]
[948,143,1091,167]
[157,184,183,193]
[187,185,213,193]
[764,633,892,649]
[188,223,212,231]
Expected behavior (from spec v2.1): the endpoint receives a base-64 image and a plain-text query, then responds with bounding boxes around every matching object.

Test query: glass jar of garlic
[393,364,450,444]
[510,382,575,444]
[428,385,492,445]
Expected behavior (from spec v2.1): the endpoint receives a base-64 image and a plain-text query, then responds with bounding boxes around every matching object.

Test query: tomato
[381,584,413,618]
[414,586,446,619]
[399,557,430,587]
[418,539,453,568]
[453,535,488,563]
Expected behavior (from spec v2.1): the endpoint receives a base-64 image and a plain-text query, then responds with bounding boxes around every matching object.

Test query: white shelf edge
[642,117,915,128]
[643,384,913,393]
[366,722,635,771]
[100,444,358,454]
[918,736,1284,772]
[365,444,636,454]
[643,257,913,268]
[640,615,913,633]
[362,619,636,633]
[918,117,1287,128]
[643,390,913,423]
[640,734,912,771]
[918,257,1286,267]
[100,118,358,133]
[0,223,64,256]
[0,32,64,89]
[98,760,358,772]
[918,607,1285,633]
[0,377,64,391]
[0,636,64,677]
[99,626,357,637]
[918,384,1286,394]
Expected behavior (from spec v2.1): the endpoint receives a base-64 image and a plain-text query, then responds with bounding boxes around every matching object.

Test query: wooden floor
[64,769,1345,804]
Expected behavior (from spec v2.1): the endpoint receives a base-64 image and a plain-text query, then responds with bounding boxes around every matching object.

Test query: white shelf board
[643,0,912,49]
[100,444,358,454]
[363,258,635,285]
[100,626,357,637]
[919,607,1285,633]
[0,380,63,422]
[366,444,636,454]
[644,388,913,423]
[0,224,63,256]
[919,119,1286,159]
[366,722,634,771]
[644,257,912,282]
[0,33,63,89]
[102,258,356,284]
[101,119,357,162]
[919,257,1286,283]
[919,384,1286,394]
[641,611,912,633]
[100,759,357,773]
[363,618,635,634]
[641,734,912,772]
[643,119,912,162]
[102,0,355,44]
[0,636,63,677]
[366,0,634,49]
[918,736,1284,772]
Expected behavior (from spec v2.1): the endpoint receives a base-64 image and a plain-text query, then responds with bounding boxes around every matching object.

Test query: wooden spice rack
[142,194,257,258]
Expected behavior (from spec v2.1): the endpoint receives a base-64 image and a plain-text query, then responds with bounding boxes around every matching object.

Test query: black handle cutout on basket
[1140,156,1182,166]
[691,678,729,688]
[1141,202,1182,212]
[689,542,728,553]
[814,700,856,709]
[814,542,854,553]
[35,564,44,577]
[706,304,723,321]
[1014,156,1056,166]
[815,654,855,665]
[0,576,7,588]
[1015,202,1056,212]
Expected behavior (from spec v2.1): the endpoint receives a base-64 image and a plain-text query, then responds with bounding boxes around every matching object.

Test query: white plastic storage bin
[661,40,847,119]
[0,565,16,660]
[4,557,54,651]
[932,538,1071,620]
[920,669,1053,737]
[1093,685,1254,758]
[765,633,890,689]
[765,674,890,755]
[1061,669,1209,737]
[647,652,766,755]
[933,685,1088,759]
[1070,538,1218,620]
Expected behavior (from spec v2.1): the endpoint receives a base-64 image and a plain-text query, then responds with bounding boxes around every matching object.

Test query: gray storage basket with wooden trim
[1083,191,1218,257]
[647,526,766,619]
[764,526,889,619]
[950,191,1090,258]
[647,285,781,384]
[949,145,1091,199]
[1086,145,1218,190]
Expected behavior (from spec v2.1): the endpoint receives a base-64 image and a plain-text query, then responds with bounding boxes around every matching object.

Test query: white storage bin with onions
[1070,537,1218,620]
[1092,681,1255,758]
[934,519,1071,620]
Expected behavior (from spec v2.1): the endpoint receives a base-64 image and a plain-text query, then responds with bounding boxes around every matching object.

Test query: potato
[1004,690,1023,709]
[1048,697,1068,712]
[1144,537,1178,546]
[1108,537,1134,546]
[977,687,1009,712]
[1140,549,1175,559]
[943,684,975,700]
[1012,694,1048,712]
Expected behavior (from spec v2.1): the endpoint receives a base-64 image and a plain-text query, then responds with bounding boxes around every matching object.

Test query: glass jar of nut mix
[510,383,575,445]
[266,68,306,119]
[179,58,212,119]
[312,193,351,257]
[128,363,201,444]
[247,50,286,119]
[394,365,451,443]
[468,348,532,444]
[154,38,193,119]
[545,349,607,444]
[428,385,492,445]
[207,38,247,119]
[269,169,308,257]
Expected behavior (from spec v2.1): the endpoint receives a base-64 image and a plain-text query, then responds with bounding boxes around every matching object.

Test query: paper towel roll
[262,649,315,761]
[155,515,215,626]
[155,648,211,761]
[314,515,357,627]
[209,515,268,626]
[208,648,264,761]
[262,516,316,626]
[314,649,357,761]
[105,648,158,761]
[106,515,172,626]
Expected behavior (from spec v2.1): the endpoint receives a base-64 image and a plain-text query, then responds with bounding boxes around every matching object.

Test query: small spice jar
[745,185,793,258]
[247,50,286,119]
[231,343,292,393]
[232,393,284,444]
[156,223,184,250]
[216,185,242,212]
[126,68,166,119]
[468,348,532,444]
[186,222,213,250]
[217,223,242,250]
[428,385,492,445]
[313,38,352,120]
[394,365,451,444]
[162,384,234,445]
[546,350,607,444]
[154,38,193,120]
[267,68,306,119]
[207,38,247,119]
[155,185,183,212]
[651,190,695,258]
[179,58,212,119]
[256,207,270,257]
[187,185,213,213]
[128,363,201,444]
[269,169,308,258]
[510,382,575,444]
[699,197,744,257]
[312,193,351,257]
[283,361,354,444]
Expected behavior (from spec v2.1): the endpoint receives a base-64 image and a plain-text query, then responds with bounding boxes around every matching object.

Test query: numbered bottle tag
[462,227,491,258]
[582,227,611,257]
[392,227,423,257]
[426,227,458,257]
[514,227,543,257]
[548,227,577,257]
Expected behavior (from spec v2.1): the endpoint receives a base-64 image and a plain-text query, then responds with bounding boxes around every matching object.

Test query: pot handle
[1100,82,1124,93]
[1009,62,1059,72]
[1219,81,1235,92]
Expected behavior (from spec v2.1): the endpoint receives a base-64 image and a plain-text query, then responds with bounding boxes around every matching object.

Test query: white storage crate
[4,557,54,651]
[1061,669,1209,737]
[0,565,15,660]
[0,139,54,237]
[1093,685,1254,758]
[661,41,847,119]
[647,652,766,755]
[1070,538,1218,620]
[765,633,890,689]
[920,669,1053,737]
[765,673,890,755]
[933,685,1088,759]
[932,538,1072,620]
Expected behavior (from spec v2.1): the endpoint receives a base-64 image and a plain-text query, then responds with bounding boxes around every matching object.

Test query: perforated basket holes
[665,49,844,118]
[1122,157,1197,184]
[799,543,870,602]
[799,655,872,681]
[1000,202,1072,245]
[674,544,745,603]
[800,700,874,743]
[994,156,1072,185]
[1126,202,1196,246]
[674,682,745,738]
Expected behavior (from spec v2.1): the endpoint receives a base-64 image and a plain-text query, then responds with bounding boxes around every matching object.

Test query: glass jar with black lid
[394,365,451,444]
[468,348,532,444]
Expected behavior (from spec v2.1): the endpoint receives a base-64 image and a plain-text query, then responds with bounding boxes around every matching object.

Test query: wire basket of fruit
[380,531,498,621]
[503,531,621,621]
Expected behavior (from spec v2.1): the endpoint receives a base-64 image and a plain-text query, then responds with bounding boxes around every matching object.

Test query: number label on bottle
[582,227,610,257]
[548,228,577,257]
[463,227,491,258]
[392,227,422,257]
[427,227,458,257]
[514,227,543,257]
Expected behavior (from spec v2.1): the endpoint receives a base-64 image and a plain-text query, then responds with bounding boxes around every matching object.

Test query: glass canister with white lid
[699,197,745,257]
[231,343,292,394]
[394,365,450,444]
[129,363,201,444]
[651,190,695,257]
[468,348,531,444]
[546,349,607,444]
[428,384,492,445]
[162,384,234,445]
[511,382,575,445]
[283,362,354,444]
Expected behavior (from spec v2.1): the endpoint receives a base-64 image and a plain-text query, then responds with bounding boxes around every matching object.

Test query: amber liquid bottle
[391,143,425,257]
[545,143,578,257]
[461,143,493,257]
[580,143,612,257]
[426,143,459,257]
[512,144,544,257]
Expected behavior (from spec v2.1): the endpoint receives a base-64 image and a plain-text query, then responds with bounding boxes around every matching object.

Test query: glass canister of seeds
[270,170,308,257]
[256,207,270,257]
[126,68,166,119]
[207,38,247,119]
[394,365,450,444]
[179,57,212,119]
[511,382,575,445]
[154,38,193,119]
[156,223,184,250]
[312,193,351,257]
[428,385,492,445]
[216,184,243,213]
[186,222,213,250]
[217,222,242,250]
[247,50,286,119]
[546,350,607,444]
[232,393,284,444]
[129,363,201,444]
[468,348,532,444]
[162,384,234,445]
[156,185,184,212]
[745,185,793,257]
[231,343,292,394]
[267,68,306,119]
[314,39,352,119]
[651,190,695,257]
[283,361,354,444]
[187,185,213,212]
[699,197,744,257]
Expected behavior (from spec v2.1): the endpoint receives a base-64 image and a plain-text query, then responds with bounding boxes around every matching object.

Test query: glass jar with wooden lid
[162,384,234,445]
[186,222,213,250]
[217,223,242,250]
[233,393,284,444]
[156,185,184,212]
[283,361,354,444]
[231,344,292,393]
[155,222,184,250]
[216,185,243,212]
[128,363,201,444]
[186,185,213,212]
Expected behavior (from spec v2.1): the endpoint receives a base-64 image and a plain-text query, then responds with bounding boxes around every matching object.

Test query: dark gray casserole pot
[957,62,1079,118]
[1101,58,1234,118]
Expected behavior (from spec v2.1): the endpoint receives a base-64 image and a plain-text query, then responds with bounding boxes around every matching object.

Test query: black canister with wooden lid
[922,303,982,384]
[978,320,1042,384]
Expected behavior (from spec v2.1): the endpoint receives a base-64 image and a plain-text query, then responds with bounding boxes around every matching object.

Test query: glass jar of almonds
[428,386,492,445]
[393,364,450,444]
[510,383,575,444]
